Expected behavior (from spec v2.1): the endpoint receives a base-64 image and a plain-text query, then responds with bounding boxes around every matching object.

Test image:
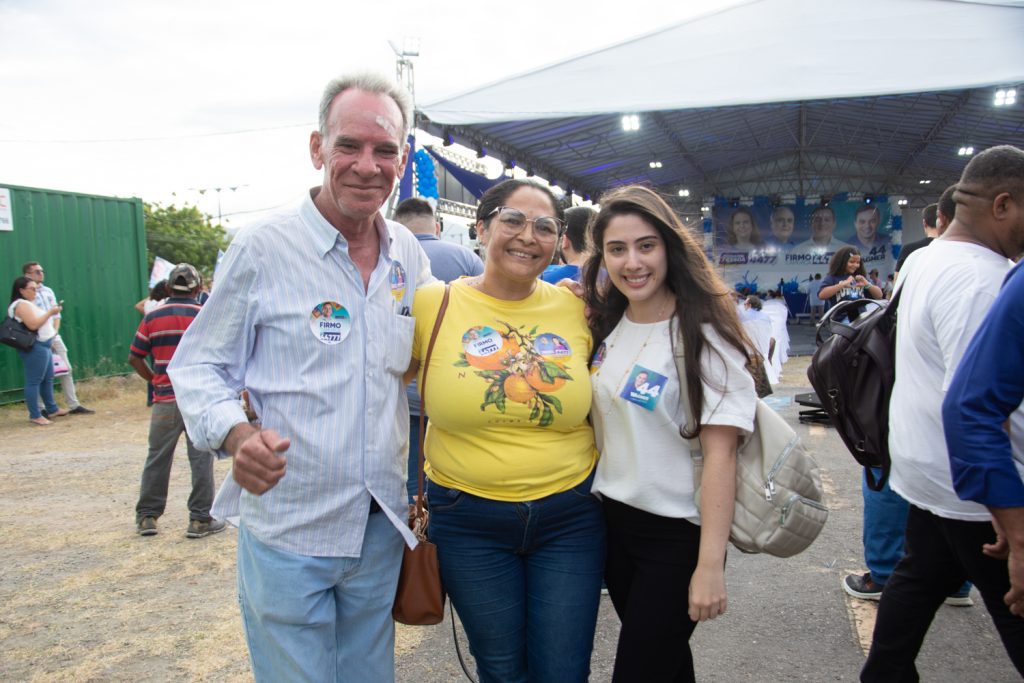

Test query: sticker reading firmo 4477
[310,301,351,345]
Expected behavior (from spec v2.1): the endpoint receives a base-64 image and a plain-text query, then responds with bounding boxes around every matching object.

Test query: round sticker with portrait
[310,301,351,345]
[534,332,572,360]
[462,326,503,359]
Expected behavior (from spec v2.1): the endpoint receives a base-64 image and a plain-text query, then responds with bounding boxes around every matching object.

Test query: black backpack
[807,288,901,491]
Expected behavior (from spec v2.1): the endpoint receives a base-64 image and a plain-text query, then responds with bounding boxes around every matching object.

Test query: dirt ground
[0,361,818,682]
[0,375,428,683]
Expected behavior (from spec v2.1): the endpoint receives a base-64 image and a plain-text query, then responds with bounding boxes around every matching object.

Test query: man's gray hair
[318,72,413,137]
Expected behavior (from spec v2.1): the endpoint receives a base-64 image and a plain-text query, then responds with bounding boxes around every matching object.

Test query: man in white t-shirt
[861,145,1024,680]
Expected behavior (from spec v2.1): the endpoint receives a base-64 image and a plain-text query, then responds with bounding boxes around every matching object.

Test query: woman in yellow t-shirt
[407,179,602,683]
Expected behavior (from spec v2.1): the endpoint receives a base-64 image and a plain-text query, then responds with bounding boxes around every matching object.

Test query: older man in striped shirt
[169,73,433,682]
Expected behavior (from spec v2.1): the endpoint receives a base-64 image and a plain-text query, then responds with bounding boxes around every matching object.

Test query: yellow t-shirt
[412,279,597,501]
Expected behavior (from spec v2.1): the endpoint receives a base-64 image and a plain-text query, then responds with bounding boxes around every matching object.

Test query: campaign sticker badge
[310,301,351,345]
[619,364,668,411]
[534,333,572,359]
[462,326,503,360]
[590,342,607,375]
[390,261,407,303]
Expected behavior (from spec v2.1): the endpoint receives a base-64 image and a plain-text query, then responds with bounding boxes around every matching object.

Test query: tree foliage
[143,202,229,276]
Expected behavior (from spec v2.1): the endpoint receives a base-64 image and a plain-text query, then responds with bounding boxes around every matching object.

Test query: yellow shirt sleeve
[413,280,597,501]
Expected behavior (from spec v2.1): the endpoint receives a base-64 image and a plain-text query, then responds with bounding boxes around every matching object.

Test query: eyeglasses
[486,207,564,243]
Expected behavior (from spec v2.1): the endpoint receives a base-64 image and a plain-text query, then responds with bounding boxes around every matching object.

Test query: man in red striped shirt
[129,263,223,539]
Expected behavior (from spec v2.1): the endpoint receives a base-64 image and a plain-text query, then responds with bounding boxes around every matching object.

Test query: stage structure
[414,0,1023,302]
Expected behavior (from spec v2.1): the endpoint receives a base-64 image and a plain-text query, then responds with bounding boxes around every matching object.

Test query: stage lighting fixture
[506,159,517,170]
[442,132,454,146]
[621,114,640,132]
[730,197,740,208]
[994,89,1017,106]
[897,198,909,206]
[957,146,975,156]
[864,196,873,205]
[678,189,690,197]
[821,195,832,207]
[476,147,487,158]
[583,193,591,202]
[649,161,663,169]
[919,179,931,185]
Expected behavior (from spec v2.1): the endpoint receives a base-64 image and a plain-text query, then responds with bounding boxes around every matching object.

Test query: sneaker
[945,589,974,607]
[137,517,158,536]
[69,406,95,415]
[186,519,226,539]
[843,572,883,601]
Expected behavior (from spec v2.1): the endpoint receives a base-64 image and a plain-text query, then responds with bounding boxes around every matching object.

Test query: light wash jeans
[236,513,404,682]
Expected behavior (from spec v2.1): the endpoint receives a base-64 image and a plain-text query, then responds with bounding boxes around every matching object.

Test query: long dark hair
[583,185,753,438]
[10,276,33,303]
[827,246,865,278]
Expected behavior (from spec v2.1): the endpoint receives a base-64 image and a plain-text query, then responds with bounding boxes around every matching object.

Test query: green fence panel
[0,184,147,405]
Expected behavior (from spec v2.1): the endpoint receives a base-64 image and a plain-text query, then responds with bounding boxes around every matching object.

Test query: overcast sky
[0,0,738,226]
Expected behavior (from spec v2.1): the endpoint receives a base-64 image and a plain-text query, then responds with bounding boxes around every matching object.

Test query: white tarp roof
[421,0,1024,125]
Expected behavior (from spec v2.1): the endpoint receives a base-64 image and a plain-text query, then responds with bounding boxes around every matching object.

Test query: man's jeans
[236,514,404,682]
[863,469,910,585]
[135,400,214,522]
[426,470,605,683]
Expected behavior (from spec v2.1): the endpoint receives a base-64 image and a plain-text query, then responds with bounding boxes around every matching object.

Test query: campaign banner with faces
[712,200,895,292]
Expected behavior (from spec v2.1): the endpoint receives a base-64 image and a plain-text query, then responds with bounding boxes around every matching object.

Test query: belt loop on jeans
[369,498,382,514]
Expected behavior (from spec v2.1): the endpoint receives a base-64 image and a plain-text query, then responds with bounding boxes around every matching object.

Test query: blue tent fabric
[426,147,502,199]
[398,134,415,201]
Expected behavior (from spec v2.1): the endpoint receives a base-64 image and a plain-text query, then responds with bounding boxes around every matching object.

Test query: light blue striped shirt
[169,190,433,557]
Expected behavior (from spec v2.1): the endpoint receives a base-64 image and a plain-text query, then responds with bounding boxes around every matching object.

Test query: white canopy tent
[417,0,1024,202]
[423,0,1024,124]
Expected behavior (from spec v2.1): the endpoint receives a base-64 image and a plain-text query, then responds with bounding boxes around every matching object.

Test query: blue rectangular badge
[619,364,668,411]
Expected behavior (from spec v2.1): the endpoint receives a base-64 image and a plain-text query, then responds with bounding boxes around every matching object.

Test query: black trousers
[603,497,702,683]
[861,504,1024,682]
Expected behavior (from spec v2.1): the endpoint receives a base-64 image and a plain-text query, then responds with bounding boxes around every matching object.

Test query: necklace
[594,298,673,417]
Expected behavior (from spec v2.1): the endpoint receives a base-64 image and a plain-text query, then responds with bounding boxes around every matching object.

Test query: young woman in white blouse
[582,186,756,682]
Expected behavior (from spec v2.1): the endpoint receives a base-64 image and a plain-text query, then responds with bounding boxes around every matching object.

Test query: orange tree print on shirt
[455,321,573,427]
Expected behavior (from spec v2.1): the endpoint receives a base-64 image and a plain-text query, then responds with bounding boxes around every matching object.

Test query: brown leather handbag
[392,285,450,626]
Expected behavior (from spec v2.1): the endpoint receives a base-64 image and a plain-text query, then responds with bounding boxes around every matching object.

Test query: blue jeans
[426,470,605,683]
[863,469,910,585]
[236,514,404,682]
[17,338,57,420]
[862,469,971,596]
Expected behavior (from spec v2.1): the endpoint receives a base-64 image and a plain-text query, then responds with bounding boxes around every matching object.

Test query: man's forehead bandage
[375,115,398,137]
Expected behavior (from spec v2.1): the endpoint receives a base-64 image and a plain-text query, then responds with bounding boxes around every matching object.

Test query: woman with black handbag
[8,276,66,425]
[583,186,756,682]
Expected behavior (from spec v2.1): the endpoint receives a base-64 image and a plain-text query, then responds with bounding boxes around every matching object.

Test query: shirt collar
[301,189,394,258]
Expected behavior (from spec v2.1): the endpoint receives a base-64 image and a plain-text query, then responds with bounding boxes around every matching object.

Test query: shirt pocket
[385,314,416,376]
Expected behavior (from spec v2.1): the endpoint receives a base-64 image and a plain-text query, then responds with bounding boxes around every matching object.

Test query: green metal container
[1,183,147,405]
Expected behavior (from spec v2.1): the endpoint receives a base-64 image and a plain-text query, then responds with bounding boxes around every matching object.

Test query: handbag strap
[414,284,452,524]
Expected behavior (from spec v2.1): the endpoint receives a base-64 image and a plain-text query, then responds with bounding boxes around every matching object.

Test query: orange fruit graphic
[503,374,537,403]
[525,363,566,393]
[466,337,520,371]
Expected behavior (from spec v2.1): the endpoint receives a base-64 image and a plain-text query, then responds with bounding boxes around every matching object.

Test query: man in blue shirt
[541,206,594,284]
[943,260,1024,618]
